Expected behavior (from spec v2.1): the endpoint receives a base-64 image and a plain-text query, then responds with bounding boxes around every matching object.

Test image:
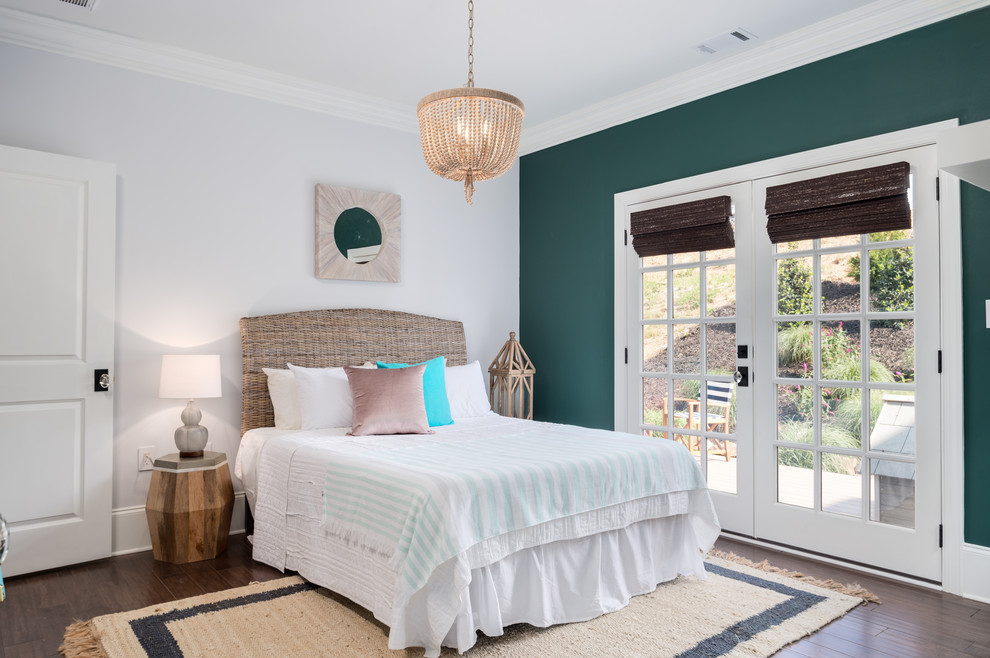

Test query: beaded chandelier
[417,0,524,204]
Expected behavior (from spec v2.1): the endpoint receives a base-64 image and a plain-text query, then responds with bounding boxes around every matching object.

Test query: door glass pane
[821,235,861,248]
[706,247,735,261]
[672,380,699,436]
[643,254,668,268]
[642,377,668,428]
[777,257,813,316]
[706,264,735,317]
[870,319,914,383]
[822,453,862,518]
[778,447,813,508]
[870,458,915,528]
[868,227,914,242]
[706,323,735,376]
[776,240,813,253]
[822,386,861,449]
[708,439,736,494]
[676,434,701,466]
[777,321,813,378]
[643,271,668,320]
[673,324,700,374]
[643,324,668,373]
[673,252,700,265]
[673,268,700,318]
[821,252,860,314]
[777,384,812,443]
[698,380,734,436]
[868,391,915,457]
[868,246,914,312]
[821,321,860,382]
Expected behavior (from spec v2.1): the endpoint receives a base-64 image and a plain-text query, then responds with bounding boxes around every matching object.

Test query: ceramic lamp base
[174,399,208,458]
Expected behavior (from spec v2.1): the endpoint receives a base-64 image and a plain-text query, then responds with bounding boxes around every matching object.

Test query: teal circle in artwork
[334,207,383,264]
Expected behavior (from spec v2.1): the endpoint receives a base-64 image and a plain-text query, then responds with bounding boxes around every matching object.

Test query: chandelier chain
[467,0,474,88]
[417,0,523,203]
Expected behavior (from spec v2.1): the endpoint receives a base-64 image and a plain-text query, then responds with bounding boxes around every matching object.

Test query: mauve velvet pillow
[344,364,432,436]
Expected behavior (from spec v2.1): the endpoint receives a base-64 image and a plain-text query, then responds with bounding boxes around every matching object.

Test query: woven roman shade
[765,161,911,243]
[630,195,734,258]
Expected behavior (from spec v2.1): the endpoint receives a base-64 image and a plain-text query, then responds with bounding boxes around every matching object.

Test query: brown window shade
[765,161,911,244]
[630,195,734,258]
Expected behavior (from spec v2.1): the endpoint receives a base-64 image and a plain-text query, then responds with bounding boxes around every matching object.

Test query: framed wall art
[315,184,400,282]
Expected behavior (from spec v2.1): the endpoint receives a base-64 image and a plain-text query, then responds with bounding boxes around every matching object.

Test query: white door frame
[615,119,964,594]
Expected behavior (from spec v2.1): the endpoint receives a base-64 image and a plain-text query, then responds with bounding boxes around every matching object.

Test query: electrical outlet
[138,446,155,471]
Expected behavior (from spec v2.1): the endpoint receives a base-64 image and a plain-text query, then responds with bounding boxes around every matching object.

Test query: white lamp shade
[159,354,222,399]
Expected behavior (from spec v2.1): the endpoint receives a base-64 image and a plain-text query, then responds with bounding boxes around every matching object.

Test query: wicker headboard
[239,308,467,435]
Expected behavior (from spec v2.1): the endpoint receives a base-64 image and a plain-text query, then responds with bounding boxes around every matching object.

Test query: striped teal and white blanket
[321,420,709,605]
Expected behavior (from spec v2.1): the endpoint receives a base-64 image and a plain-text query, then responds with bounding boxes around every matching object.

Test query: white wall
[0,43,520,513]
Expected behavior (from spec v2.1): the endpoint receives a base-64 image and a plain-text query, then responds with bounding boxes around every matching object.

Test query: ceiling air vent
[57,0,98,9]
[695,28,757,55]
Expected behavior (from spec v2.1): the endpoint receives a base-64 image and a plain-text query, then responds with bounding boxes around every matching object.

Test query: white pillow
[287,363,353,429]
[445,361,493,418]
[262,367,301,430]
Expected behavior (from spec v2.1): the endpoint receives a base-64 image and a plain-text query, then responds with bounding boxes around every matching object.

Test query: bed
[234,308,720,656]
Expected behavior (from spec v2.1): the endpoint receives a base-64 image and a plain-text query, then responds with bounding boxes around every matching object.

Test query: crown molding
[0,7,418,134]
[518,0,990,155]
[0,2,986,151]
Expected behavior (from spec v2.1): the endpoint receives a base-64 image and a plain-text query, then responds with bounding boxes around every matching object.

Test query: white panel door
[753,146,941,582]
[0,145,116,577]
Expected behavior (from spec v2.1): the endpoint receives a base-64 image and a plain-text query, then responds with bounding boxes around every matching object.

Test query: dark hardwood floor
[1,533,988,657]
[715,536,990,657]
[0,534,282,657]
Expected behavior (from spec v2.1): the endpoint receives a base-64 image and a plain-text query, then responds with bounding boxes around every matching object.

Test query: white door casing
[0,144,116,577]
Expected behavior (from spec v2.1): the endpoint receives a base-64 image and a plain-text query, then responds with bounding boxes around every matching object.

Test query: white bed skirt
[436,514,704,655]
[281,512,705,656]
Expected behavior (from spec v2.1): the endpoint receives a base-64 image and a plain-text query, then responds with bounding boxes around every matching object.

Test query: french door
[753,147,940,581]
[619,143,941,581]
[623,182,755,535]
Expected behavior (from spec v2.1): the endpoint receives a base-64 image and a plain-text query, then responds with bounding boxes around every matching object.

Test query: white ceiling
[0,0,985,152]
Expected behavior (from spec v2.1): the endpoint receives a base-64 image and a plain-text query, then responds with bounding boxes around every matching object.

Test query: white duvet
[236,415,720,656]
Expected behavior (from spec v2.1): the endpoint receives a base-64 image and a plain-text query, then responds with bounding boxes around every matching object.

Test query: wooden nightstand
[146,451,234,564]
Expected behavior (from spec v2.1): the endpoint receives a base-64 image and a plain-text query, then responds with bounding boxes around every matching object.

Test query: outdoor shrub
[777,257,812,318]
[777,322,812,366]
[848,234,914,313]
[820,323,859,380]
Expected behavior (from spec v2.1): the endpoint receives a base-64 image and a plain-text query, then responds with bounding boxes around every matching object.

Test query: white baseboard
[962,543,990,604]
[111,492,247,556]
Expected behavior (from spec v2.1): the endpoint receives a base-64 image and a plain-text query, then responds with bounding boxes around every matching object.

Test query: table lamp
[159,354,222,458]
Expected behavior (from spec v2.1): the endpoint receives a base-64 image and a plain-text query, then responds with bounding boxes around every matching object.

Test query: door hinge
[938,350,943,374]
[624,347,628,364]
[939,524,943,548]
[936,176,940,201]
[624,229,628,246]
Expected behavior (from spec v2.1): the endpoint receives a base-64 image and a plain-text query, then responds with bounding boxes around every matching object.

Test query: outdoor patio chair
[687,380,734,460]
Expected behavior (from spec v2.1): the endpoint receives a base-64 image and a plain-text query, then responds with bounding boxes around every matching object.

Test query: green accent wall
[519,7,990,547]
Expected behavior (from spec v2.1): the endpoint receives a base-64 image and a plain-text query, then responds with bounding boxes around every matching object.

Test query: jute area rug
[60,552,876,658]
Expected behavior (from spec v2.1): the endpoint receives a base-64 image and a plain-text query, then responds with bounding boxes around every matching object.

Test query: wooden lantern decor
[489,332,535,419]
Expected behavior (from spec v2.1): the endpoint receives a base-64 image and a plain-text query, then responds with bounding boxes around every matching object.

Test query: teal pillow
[376,356,453,427]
